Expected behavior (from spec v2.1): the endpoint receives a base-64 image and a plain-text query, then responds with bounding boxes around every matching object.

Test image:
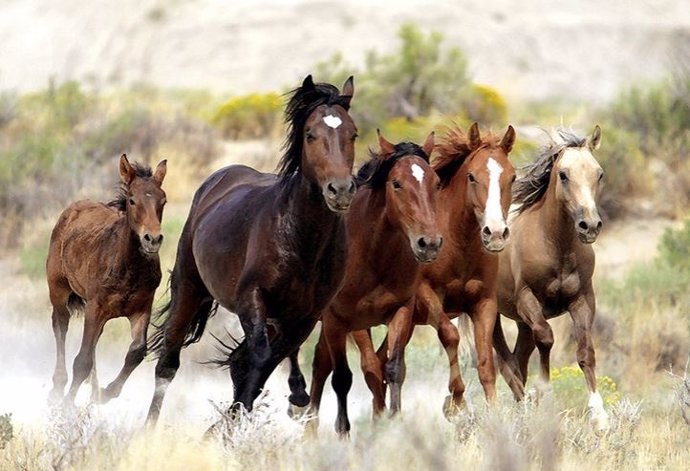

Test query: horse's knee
[331,366,353,395]
[126,344,146,366]
[532,324,554,349]
[577,347,596,369]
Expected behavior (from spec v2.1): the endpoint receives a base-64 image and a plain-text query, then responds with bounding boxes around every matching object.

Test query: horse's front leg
[235,286,271,411]
[286,349,310,416]
[100,309,149,403]
[470,296,498,403]
[351,329,386,417]
[385,303,414,414]
[570,285,609,431]
[322,315,352,437]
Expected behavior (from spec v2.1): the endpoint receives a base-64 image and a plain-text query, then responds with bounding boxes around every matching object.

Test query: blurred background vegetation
[1,22,689,419]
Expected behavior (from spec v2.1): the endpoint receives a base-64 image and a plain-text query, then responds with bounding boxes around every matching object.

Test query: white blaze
[485,158,504,225]
[323,115,342,128]
[411,163,425,184]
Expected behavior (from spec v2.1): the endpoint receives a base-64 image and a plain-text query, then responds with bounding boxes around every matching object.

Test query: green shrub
[212,92,282,139]
[460,84,508,126]
[550,365,621,412]
[0,413,12,450]
[314,23,471,134]
[659,218,690,271]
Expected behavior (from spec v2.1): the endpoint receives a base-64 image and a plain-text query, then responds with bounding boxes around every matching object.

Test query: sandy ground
[0,0,689,101]
[0,213,675,438]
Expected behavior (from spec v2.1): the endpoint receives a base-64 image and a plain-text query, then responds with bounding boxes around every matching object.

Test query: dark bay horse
[146,76,357,424]
[492,126,609,430]
[297,132,441,436]
[409,123,516,415]
[47,154,167,404]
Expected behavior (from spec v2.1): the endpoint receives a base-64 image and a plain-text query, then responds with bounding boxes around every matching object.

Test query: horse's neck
[283,173,342,252]
[539,178,577,250]
[443,175,481,254]
[109,217,145,267]
[358,189,410,266]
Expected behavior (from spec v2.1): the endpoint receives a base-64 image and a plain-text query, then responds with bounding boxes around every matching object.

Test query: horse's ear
[500,125,516,154]
[119,154,135,185]
[422,131,435,159]
[377,129,396,158]
[341,75,354,108]
[302,75,315,91]
[469,122,481,149]
[153,159,167,184]
[588,125,602,151]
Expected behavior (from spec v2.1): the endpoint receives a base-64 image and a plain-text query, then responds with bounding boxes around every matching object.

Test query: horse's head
[293,75,357,213]
[554,125,603,244]
[119,154,167,256]
[462,123,516,252]
[376,131,442,263]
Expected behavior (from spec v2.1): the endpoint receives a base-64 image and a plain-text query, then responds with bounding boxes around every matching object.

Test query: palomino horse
[47,154,167,404]
[493,126,609,430]
[296,132,441,436]
[412,123,515,414]
[146,76,357,424]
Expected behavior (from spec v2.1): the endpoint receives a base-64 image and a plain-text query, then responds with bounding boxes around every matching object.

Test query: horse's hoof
[442,395,464,420]
[334,416,351,439]
[303,417,320,440]
[47,389,63,406]
[590,409,610,434]
[288,391,310,408]
[287,403,310,421]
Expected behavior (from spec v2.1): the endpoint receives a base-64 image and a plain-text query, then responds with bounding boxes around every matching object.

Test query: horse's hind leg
[493,316,525,401]
[100,310,149,403]
[384,305,413,415]
[304,326,333,435]
[64,303,106,405]
[352,329,385,417]
[49,303,71,403]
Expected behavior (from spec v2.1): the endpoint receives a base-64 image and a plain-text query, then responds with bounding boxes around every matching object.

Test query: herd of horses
[45,75,610,435]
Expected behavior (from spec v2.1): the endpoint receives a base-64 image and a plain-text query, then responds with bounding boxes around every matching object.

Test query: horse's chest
[542,268,581,312]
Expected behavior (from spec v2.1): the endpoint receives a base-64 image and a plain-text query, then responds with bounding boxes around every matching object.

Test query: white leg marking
[588,391,610,432]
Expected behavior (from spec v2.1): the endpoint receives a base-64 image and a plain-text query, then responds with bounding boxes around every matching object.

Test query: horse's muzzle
[323,178,356,213]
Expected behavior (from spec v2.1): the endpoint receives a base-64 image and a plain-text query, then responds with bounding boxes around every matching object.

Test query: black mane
[276,81,351,181]
[513,129,588,213]
[356,141,430,189]
[107,162,153,211]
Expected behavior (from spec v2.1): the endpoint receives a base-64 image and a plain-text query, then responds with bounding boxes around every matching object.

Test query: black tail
[66,293,85,317]
[147,273,219,358]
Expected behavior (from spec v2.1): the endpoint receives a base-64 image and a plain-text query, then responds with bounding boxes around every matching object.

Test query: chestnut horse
[296,132,441,436]
[47,154,167,405]
[146,76,357,424]
[493,126,609,430]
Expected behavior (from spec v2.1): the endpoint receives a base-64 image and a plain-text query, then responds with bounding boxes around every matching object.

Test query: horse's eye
[598,171,604,182]
[559,171,568,182]
[129,198,136,206]
[351,133,358,142]
[511,174,517,183]
[306,131,315,142]
[467,173,476,183]
[161,198,167,206]
[392,180,402,190]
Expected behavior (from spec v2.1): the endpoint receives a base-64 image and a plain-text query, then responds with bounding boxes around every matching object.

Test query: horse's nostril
[502,227,510,239]
[482,226,492,237]
[143,233,152,242]
[327,183,337,196]
[348,181,356,194]
[417,237,427,249]
[578,220,588,231]
[596,221,603,230]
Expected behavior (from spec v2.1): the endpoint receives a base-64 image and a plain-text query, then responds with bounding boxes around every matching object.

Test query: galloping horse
[146,76,357,424]
[298,132,441,436]
[493,126,609,430]
[411,123,516,415]
[47,154,167,404]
